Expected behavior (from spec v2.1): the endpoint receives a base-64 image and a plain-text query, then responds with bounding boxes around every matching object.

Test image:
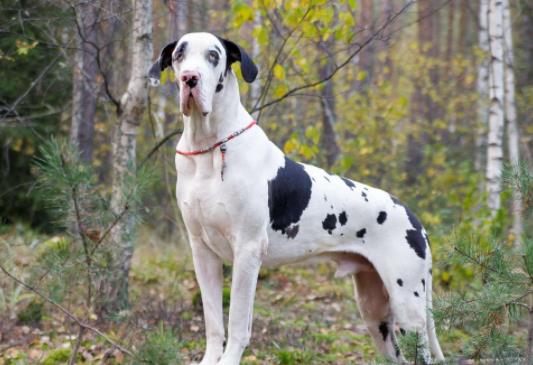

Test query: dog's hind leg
[353,269,406,363]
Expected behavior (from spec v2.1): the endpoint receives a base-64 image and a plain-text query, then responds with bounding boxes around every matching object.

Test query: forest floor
[0,228,461,364]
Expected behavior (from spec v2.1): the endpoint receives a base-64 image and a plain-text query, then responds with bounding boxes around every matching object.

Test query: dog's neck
[179,72,252,150]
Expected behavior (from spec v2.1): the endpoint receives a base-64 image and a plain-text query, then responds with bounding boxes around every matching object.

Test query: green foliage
[275,347,313,365]
[435,162,533,361]
[0,1,71,229]
[16,299,44,325]
[42,348,72,365]
[133,324,181,365]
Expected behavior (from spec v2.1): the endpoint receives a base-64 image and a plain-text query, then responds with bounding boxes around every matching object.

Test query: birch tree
[96,0,153,315]
[475,0,489,173]
[502,0,523,243]
[486,0,505,212]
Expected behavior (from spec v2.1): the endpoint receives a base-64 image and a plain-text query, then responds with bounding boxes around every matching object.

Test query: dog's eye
[208,50,219,64]
[173,51,184,62]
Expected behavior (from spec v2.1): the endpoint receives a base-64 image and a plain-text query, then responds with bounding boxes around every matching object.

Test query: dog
[148,32,444,365]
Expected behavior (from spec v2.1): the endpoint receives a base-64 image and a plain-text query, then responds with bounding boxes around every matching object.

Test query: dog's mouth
[180,84,209,117]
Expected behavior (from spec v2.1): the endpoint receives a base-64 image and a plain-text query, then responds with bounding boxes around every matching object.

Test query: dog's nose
[181,71,200,88]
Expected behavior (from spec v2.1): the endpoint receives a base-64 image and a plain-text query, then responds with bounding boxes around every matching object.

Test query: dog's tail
[426,263,444,362]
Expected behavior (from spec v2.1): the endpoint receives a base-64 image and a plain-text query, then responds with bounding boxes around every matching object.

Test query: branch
[0,264,134,357]
[250,0,415,113]
[0,53,62,123]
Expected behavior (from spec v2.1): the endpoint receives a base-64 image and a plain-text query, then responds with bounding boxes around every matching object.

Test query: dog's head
[149,32,258,117]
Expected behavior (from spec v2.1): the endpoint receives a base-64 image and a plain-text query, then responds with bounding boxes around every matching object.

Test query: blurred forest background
[1,0,533,363]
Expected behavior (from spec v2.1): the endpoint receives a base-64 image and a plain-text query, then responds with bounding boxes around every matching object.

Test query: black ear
[148,41,177,84]
[217,37,258,83]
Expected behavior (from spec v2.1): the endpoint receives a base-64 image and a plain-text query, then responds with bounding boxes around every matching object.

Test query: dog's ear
[148,41,177,85]
[218,37,258,83]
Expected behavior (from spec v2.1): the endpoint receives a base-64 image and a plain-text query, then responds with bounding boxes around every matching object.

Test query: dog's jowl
[149,32,444,365]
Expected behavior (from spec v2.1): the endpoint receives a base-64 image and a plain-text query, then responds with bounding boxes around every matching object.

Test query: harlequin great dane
[148,32,444,364]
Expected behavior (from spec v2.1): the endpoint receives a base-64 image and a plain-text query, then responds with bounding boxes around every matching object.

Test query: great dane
[148,32,444,364]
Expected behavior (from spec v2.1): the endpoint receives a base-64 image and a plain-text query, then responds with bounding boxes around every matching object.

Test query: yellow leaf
[273,83,288,98]
[273,64,285,80]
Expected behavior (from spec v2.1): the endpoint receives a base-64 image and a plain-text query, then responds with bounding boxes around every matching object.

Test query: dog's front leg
[217,241,265,365]
[190,237,225,365]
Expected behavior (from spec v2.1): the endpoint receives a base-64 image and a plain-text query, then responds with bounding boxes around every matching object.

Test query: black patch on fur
[341,177,355,190]
[322,214,337,234]
[323,195,327,202]
[390,194,401,205]
[207,49,220,67]
[377,211,387,224]
[216,84,223,93]
[356,228,366,238]
[378,322,389,341]
[339,211,348,226]
[268,158,312,238]
[361,191,368,202]
[324,175,330,182]
[285,225,299,239]
[404,206,427,259]
[414,291,419,297]
[421,278,425,290]
[397,278,403,287]
[429,268,432,275]
[400,328,406,336]
[214,45,222,53]
[174,41,188,60]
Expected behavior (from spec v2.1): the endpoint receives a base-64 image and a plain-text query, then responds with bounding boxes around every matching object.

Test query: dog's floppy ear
[218,37,258,83]
[148,41,177,85]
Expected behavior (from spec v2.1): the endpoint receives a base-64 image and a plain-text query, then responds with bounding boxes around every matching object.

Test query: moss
[42,348,72,365]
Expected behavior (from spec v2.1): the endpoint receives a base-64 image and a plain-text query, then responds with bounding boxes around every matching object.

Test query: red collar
[176,120,257,156]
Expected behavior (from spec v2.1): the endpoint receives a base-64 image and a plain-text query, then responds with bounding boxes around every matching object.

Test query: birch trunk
[502,0,523,244]
[96,0,153,316]
[486,0,505,212]
[475,0,489,173]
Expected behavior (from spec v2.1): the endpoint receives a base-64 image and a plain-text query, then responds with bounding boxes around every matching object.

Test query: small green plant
[42,348,72,365]
[133,324,181,365]
[435,162,533,363]
[275,347,313,365]
[17,298,44,325]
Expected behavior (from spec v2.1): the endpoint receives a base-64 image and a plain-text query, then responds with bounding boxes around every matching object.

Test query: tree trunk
[96,0,153,316]
[406,0,439,184]
[475,0,490,173]
[249,9,261,119]
[486,0,505,213]
[502,0,523,244]
[358,0,374,88]
[318,36,339,168]
[70,1,98,164]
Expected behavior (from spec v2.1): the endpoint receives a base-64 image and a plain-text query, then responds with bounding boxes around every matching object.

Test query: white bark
[502,0,523,244]
[486,0,505,213]
[475,0,489,173]
[100,0,153,314]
